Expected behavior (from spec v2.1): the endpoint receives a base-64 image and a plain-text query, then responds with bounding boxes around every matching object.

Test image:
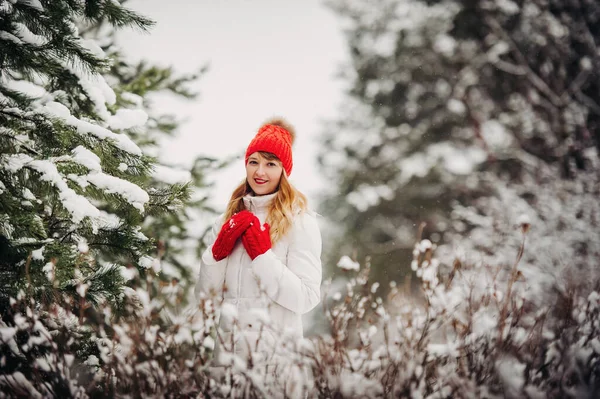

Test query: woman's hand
[211,210,255,261]
[242,219,272,260]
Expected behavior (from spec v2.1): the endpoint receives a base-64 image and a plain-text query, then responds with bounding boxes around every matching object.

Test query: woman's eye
[249,161,257,165]
[268,163,276,167]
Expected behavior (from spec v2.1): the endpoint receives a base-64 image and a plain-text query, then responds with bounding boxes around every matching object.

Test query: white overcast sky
[117,0,348,209]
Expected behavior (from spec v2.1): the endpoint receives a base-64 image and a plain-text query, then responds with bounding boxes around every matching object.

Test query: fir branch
[96,0,154,31]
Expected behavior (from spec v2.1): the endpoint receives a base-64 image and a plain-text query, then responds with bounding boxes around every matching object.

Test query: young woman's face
[246,152,283,195]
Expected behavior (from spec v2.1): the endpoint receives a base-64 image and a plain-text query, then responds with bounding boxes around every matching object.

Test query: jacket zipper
[233,200,251,353]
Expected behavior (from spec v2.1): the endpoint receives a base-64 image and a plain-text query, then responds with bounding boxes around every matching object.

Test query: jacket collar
[243,192,277,213]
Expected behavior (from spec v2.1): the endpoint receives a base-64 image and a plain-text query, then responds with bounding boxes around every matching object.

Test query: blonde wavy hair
[223,151,307,243]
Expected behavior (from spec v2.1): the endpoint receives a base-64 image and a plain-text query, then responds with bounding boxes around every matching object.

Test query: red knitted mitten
[242,221,272,260]
[211,210,255,261]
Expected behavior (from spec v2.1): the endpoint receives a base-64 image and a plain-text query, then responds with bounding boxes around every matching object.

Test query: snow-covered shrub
[0,289,93,397]
[0,279,217,397]
[301,229,599,398]
[445,169,600,305]
[1,222,598,397]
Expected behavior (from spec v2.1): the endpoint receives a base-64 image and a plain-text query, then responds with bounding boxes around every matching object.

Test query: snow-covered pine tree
[80,17,227,307]
[109,58,224,304]
[319,0,600,291]
[0,0,189,312]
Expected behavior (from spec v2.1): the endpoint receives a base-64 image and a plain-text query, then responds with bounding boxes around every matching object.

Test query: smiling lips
[254,178,268,185]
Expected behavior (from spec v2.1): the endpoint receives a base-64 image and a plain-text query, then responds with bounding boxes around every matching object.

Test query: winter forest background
[1,0,599,397]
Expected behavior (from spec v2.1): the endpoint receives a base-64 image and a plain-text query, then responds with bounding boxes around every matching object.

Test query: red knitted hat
[245,117,296,176]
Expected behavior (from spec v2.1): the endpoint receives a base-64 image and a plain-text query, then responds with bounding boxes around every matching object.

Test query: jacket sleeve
[250,211,322,314]
[194,215,228,300]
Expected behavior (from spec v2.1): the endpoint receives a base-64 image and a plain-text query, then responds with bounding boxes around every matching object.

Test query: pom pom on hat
[245,117,296,176]
[263,117,295,145]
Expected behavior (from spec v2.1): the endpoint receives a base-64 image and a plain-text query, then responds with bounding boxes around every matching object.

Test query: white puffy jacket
[194,192,322,363]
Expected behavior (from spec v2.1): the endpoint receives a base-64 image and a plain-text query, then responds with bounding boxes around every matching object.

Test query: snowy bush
[2,222,598,397]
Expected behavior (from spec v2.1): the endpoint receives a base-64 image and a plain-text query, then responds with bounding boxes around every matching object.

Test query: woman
[195,118,322,368]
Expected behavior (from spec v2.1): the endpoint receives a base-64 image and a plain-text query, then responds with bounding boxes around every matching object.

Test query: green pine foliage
[0,0,192,312]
